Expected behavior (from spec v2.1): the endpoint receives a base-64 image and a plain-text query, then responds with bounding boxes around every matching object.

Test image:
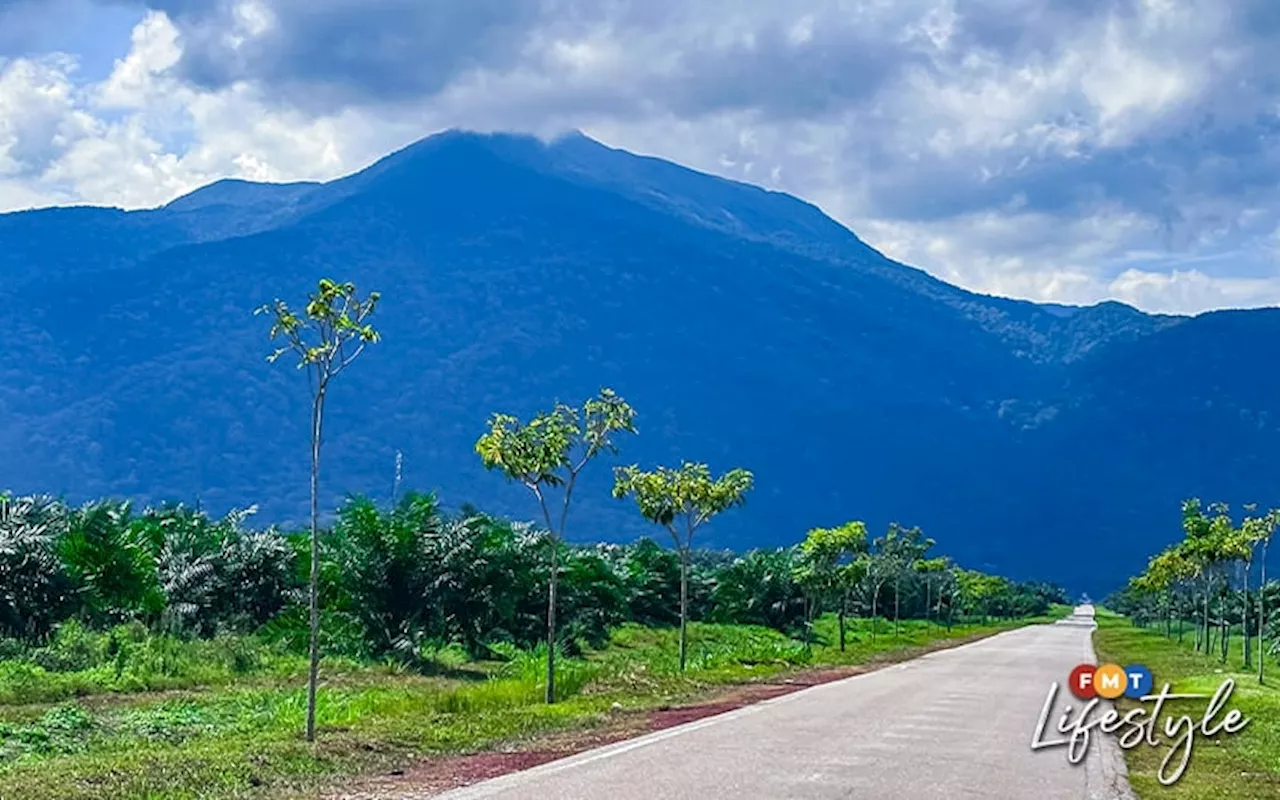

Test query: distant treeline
[0,491,1065,660]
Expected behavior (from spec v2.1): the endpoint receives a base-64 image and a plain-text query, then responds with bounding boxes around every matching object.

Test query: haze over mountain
[3,129,1276,595]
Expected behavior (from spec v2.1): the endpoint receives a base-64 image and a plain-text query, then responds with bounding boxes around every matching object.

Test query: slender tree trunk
[804,596,815,650]
[1244,559,1253,669]
[539,476,577,706]
[1222,610,1229,663]
[305,387,326,743]
[838,590,847,652]
[679,547,690,671]
[870,587,878,642]
[925,578,932,628]
[532,489,561,705]
[1202,582,1211,654]
[1176,590,1184,643]
[1164,589,1172,638]
[893,576,900,638]
[1259,540,1268,685]
[1193,593,1200,650]
[1216,581,1227,662]
[546,540,558,703]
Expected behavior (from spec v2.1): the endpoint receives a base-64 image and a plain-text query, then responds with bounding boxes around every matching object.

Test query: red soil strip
[643,667,867,730]
[330,632,999,799]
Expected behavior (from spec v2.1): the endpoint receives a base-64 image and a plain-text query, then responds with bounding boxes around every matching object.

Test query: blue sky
[1,0,1279,314]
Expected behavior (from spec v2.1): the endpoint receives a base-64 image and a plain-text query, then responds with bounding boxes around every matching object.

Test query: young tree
[914,556,950,628]
[1227,506,1266,669]
[937,565,959,630]
[956,569,1007,623]
[476,388,636,701]
[1203,503,1235,662]
[863,544,892,641]
[1244,509,1279,683]
[875,523,933,637]
[1141,545,1195,640]
[794,522,868,651]
[613,462,753,670]
[259,277,381,742]
[1180,499,1220,654]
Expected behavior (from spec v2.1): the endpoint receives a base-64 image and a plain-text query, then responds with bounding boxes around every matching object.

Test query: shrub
[0,495,75,641]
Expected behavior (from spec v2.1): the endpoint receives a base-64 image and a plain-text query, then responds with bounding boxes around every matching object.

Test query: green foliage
[611,462,753,536]
[329,492,443,655]
[475,388,636,702]
[0,478,1057,724]
[794,522,868,606]
[259,276,383,740]
[1118,497,1280,680]
[58,501,165,626]
[0,495,74,640]
[258,278,382,376]
[598,538,685,627]
[0,702,94,760]
[137,503,295,636]
[476,388,637,499]
[0,623,303,705]
[612,460,753,668]
[708,547,807,632]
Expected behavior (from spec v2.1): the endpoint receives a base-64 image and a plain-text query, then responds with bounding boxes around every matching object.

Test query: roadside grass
[0,613,1060,799]
[0,621,383,707]
[1093,614,1280,800]
[806,604,1072,667]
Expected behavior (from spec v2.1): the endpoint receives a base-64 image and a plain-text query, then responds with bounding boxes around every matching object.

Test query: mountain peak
[164,178,322,213]
[3,124,1275,596]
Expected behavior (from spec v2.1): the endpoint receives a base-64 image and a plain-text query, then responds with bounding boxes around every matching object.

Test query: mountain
[2,129,1276,595]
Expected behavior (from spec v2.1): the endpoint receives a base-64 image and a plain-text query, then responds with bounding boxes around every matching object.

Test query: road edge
[1082,619,1139,800]
[332,623,1043,799]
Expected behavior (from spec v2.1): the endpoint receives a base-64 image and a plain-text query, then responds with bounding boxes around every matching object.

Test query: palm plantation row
[2,279,1063,742]
[1108,498,1280,682]
[0,494,1060,666]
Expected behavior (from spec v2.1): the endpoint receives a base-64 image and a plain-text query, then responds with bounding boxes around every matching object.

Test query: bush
[489,642,598,701]
[0,495,75,641]
[29,621,105,672]
[0,703,94,760]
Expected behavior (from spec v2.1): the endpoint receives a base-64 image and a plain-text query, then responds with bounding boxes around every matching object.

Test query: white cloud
[0,11,412,209]
[0,54,97,179]
[1110,268,1280,314]
[1,1,1279,315]
[95,9,182,109]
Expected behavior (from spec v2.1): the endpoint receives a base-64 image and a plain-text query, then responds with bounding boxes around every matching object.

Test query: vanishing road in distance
[435,605,1134,800]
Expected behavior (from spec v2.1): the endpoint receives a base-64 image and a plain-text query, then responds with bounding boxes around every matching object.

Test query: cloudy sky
[2,0,1278,314]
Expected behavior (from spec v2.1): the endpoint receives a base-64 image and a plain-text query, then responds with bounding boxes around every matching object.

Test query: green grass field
[1093,612,1280,799]
[0,611,1063,800]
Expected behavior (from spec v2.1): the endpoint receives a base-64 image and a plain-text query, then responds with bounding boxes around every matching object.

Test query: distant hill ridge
[2,128,1276,595]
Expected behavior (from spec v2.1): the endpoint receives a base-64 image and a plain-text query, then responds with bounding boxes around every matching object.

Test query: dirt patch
[329,629,1001,799]
[326,751,580,800]
[642,666,872,731]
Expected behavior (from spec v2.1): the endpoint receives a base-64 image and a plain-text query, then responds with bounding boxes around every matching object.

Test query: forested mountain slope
[2,129,1269,593]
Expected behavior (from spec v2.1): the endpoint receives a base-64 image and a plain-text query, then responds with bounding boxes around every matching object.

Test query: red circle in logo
[1068,663,1098,700]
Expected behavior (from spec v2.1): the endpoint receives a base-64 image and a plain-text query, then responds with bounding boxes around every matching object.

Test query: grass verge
[0,611,1064,800]
[1093,612,1280,800]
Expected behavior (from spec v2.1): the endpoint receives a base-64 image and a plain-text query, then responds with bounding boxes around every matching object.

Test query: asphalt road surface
[436,605,1135,800]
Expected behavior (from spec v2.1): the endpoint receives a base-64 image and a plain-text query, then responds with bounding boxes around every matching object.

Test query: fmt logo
[1067,662,1153,700]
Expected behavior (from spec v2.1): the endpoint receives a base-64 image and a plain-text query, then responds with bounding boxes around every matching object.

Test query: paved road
[436,606,1134,800]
